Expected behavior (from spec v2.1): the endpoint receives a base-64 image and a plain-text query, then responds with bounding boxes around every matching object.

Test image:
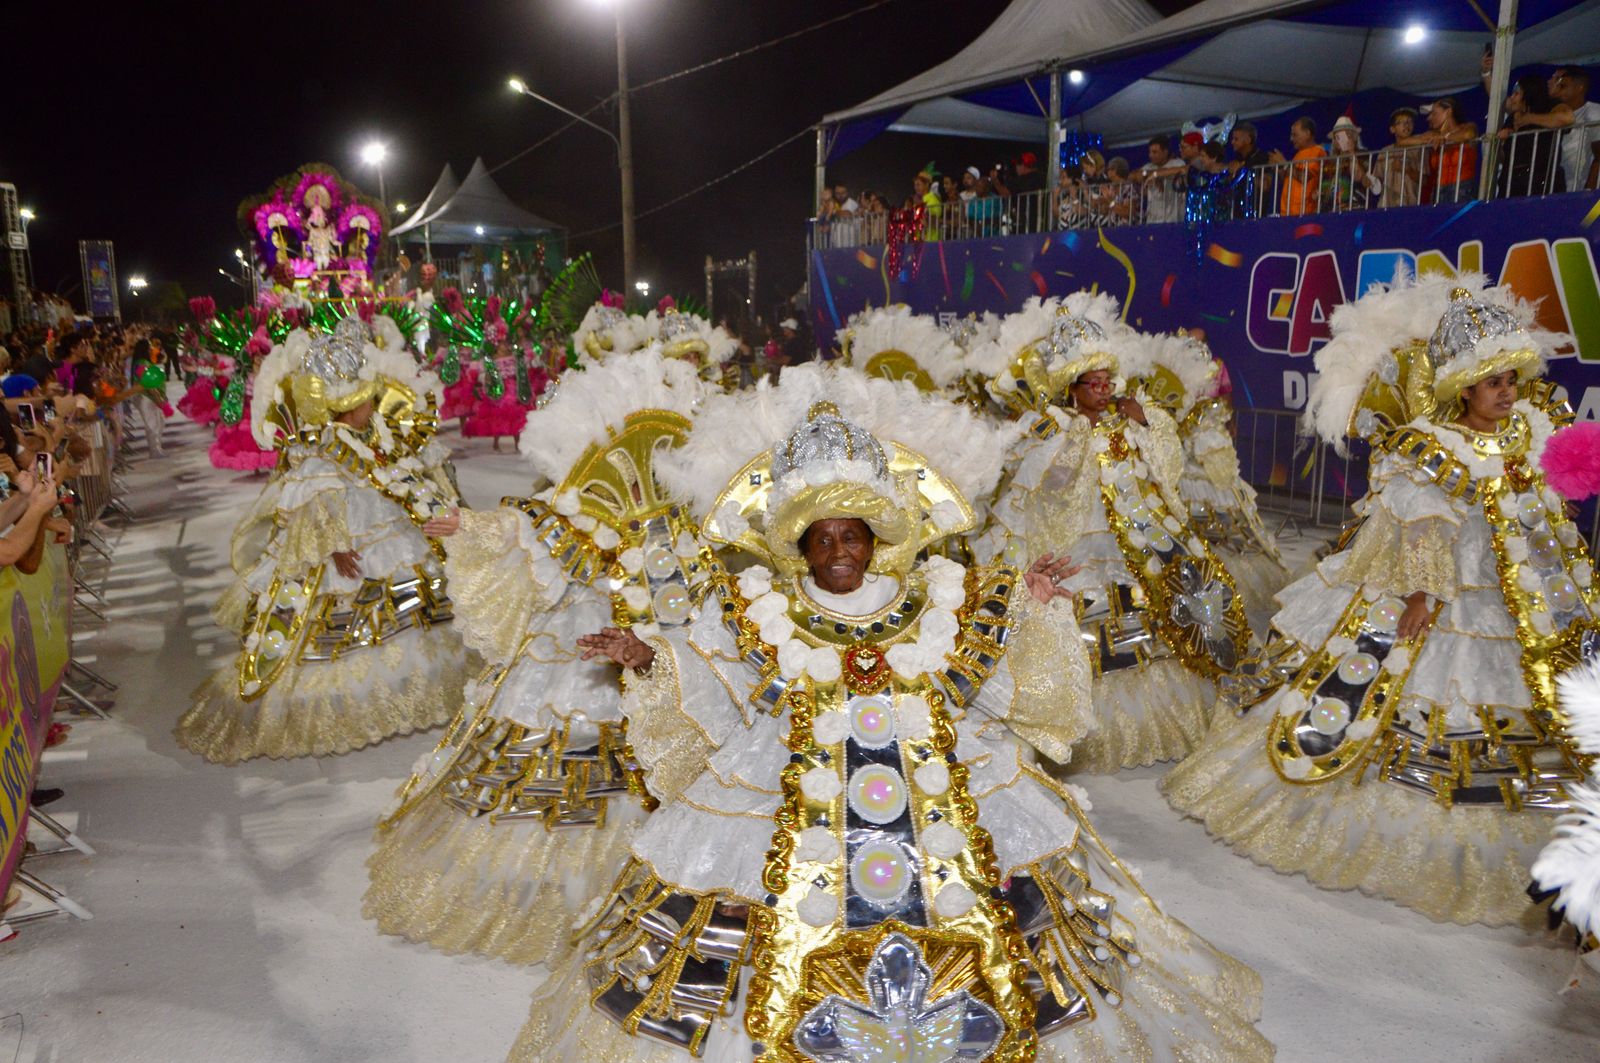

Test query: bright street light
[474,225,485,236]
[635,280,650,296]
[507,76,527,94]
[234,248,245,261]
[19,207,34,222]
[128,275,148,292]
[360,141,388,167]
[1403,24,1426,45]
[393,202,407,214]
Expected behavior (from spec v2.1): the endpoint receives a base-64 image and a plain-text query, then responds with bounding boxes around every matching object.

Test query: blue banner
[80,240,118,321]
[809,192,1600,422]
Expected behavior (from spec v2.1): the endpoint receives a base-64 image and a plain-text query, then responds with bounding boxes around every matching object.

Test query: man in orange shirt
[1267,117,1327,215]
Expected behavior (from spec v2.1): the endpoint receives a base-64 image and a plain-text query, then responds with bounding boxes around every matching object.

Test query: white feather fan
[516,347,707,485]
[844,305,967,387]
[1532,781,1600,936]
[655,362,1022,524]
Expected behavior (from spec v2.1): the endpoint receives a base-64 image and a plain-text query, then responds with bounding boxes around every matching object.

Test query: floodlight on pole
[19,207,34,223]
[128,275,148,292]
[635,280,650,296]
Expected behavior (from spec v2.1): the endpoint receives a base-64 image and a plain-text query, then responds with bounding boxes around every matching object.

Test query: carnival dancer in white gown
[177,317,467,763]
[1534,659,1600,974]
[507,364,1272,1063]
[977,294,1251,772]
[1165,277,1593,927]
[1127,331,1290,637]
[364,350,711,965]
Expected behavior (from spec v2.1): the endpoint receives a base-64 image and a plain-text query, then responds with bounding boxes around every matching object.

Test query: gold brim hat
[1428,286,1543,405]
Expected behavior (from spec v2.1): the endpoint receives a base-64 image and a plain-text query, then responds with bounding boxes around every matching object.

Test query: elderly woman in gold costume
[504,365,1271,1063]
[1165,276,1594,927]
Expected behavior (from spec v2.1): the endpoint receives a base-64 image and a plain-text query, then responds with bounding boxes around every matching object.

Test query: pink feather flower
[244,327,272,360]
[1542,422,1600,501]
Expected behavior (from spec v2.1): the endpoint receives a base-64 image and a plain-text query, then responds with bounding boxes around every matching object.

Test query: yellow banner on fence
[0,545,75,896]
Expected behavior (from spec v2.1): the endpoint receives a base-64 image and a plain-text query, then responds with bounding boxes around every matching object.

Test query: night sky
[5,0,1196,321]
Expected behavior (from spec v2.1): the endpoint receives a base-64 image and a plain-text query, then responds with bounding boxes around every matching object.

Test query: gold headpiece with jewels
[658,307,710,363]
[287,317,381,427]
[706,400,975,577]
[1427,286,1542,406]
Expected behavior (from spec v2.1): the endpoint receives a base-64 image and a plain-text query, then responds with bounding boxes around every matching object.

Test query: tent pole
[1480,0,1519,201]
[815,127,827,214]
[1047,71,1062,212]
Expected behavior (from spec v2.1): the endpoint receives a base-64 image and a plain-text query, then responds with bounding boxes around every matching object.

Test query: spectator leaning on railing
[1138,135,1186,223]
[1509,66,1600,192]
[1495,74,1567,197]
[1400,98,1478,203]
[1377,108,1424,208]
[1326,116,1382,211]
[1267,116,1328,216]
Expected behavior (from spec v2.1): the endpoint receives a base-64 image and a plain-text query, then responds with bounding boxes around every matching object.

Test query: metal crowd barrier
[809,121,1600,249]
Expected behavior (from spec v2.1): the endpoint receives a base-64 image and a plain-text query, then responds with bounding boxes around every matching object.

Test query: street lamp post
[508,0,637,292]
[612,5,637,294]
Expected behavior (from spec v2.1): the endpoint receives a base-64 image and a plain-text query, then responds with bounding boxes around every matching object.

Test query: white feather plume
[1306,271,1560,449]
[965,296,1061,381]
[655,362,1021,524]
[843,305,967,386]
[640,309,739,365]
[1121,331,1219,416]
[249,332,306,450]
[1558,657,1600,755]
[1532,781,1600,936]
[517,347,707,485]
[573,302,650,356]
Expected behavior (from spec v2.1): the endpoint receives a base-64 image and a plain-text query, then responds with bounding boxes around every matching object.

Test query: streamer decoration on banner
[1096,229,1136,315]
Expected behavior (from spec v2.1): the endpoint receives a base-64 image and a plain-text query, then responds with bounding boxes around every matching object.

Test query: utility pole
[615,7,637,293]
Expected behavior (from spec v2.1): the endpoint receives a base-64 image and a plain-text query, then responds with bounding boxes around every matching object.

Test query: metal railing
[810,121,1600,249]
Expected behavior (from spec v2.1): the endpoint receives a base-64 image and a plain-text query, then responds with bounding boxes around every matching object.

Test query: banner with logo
[79,240,119,321]
[0,546,73,904]
[810,192,1600,412]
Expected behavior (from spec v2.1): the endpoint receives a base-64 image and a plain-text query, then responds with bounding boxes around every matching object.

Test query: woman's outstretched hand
[1024,552,1081,605]
[577,626,656,670]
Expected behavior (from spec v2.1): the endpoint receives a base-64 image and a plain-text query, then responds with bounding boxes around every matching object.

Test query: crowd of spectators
[816,62,1600,245]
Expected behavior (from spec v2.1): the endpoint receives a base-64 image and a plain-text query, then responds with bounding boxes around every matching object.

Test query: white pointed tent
[391,164,459,237]
[390,157,564,245]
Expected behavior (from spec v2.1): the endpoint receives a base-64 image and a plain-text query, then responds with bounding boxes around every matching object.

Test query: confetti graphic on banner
[1583,197,1600,228]
[1160,273,1177,307]
[813,252,842,327]
[1097,229,1136,316]
[1274,292,1293,318]
[1206,244,1243,267]
[1030,270,1049,296]
[855,250,878,269]
[1040,237,1052,255]
[938,243,951,299]
[985,270,1008,300]
[1293,223,1324,240]
[1427,201,1480,240]
[1353,223,1365,246]
[960,261,975,301]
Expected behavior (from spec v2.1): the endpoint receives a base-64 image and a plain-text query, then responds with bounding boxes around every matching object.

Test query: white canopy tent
[391,164,459,237]
[390,157,563,255]
[817,0,1598,199]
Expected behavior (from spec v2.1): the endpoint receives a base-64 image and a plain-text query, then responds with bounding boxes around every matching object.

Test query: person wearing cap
[1266,116,1327,216]
[1009,149,1045,196]
[1167,276,1591,929]
[1509,65,1600,191]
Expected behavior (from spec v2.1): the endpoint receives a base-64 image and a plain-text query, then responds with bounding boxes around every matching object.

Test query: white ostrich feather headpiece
[1305,270,1561,452]
[843,305,968,388]
[517,347,706,485]
[655,362,1021,574]
[1122,331,1220,418]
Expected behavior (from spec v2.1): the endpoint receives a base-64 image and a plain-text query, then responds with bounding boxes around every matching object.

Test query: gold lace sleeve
[1001,593,1095,764]
[1138,407,1186,491]
[276,490,351,573]
[1335,505,1458,602]
[444,507,565,664]
[622,637,714,805]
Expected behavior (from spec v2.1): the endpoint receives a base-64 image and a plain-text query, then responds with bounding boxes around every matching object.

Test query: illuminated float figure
[1165,276,1594,926]
[177,316,465,763]
[975,293,1251,772]
[505,364,1272,1063]
[365,350,709,966]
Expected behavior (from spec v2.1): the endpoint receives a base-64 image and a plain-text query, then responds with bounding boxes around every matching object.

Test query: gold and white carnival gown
[177,419,466,763]
[1166,401,1592,925]
[1175,396,1290,638]
[982,404,1249,772]
[508,559,1271,1062]
[365,349,709,963]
